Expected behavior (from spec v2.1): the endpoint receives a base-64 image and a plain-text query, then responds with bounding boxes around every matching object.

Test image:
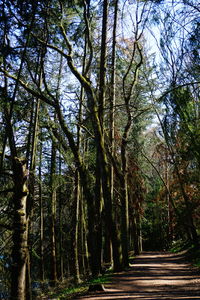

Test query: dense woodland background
[0,0,199,299]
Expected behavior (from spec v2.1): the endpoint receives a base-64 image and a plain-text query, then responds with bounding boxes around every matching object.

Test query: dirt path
[76,252,200,300]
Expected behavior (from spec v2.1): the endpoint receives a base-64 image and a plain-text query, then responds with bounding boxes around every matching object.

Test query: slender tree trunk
[103,226,112,265]
[97,0,123,272]
[39,136,45,281]
[71,169,81,283]
[26,96,41,299]
[51,189,57,284]
[94,163,103,274]
[164,154,173,243]
[58,195,64,281]
[99,0,109,127]
[106,0,119,267]
[58,154,64,281]
[120,121,131,267]
[80,190,89,275]
[76,11,90,277]
[50,140,57,285]
[132,212,142,255]
[132,216,139,255]
[81,173,101,276]
[100,153,123,271]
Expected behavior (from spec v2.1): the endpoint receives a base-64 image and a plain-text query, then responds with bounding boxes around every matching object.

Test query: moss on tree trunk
[11,158,28,300]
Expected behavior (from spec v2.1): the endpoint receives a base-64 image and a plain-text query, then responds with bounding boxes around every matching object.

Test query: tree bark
[39,136,45,281]
[120,36,143,266]
[11,158,29,300]
[120,144,130,267]
[71,169,81,283]
[106,0,119,267]
[99,0,109,128]
[97,0,123,272]
[50,140,57,285]
[94,161,103,274]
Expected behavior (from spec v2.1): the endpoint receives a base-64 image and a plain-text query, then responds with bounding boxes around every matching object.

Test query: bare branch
[0,68,56,108]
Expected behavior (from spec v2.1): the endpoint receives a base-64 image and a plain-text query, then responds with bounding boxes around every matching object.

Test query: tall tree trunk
[132,212,141,255]
[80,190,89,275]
[99,150,123,271]
[39,136,45,281]
[2,19,30,296]
[107,0,119,267]
[50,140,57,285]
[98,0,109,128]
[94,163,103,274]
[120,36,143,266]
[2,60,29,300]
[25,50,43,296]
[98,0,123,272]
[120,127,130,267]
[77,7,90,276]
[164,153,173,243]
[58,194,64,281]
[58,154,64,281]
[71,169,80,283]
[26,96,41,299]
[11,158,29,300]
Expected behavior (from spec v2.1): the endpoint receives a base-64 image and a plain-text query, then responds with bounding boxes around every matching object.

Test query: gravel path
[76,251,200,300]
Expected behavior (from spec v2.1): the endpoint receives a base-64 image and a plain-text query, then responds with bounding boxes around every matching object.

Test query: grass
[42,272,112,299]
[170,239,191,253]
[48,285,87,299]
[170,239,200,269]
[185,247,200,268]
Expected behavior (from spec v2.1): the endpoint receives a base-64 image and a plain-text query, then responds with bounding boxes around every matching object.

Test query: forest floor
[75,251,200,300]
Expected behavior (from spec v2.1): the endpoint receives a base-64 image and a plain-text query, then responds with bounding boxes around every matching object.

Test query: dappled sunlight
[77,291,200,300]
[77,252,200,300]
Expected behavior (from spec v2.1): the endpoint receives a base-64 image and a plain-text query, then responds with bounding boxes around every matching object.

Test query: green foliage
[88,274,112,285]
[142,199,169,250]
[170,239,190,253]
[43,273,112,299]
[170,240,200,269]
[185,247,200,269]
[49,285,87,299]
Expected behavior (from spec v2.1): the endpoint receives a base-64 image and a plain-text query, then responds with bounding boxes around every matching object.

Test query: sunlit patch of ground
[76,252,200,300]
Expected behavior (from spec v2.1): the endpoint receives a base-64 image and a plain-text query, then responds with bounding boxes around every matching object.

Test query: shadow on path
[76,252,200,300]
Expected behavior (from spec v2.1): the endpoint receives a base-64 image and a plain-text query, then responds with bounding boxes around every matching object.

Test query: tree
[145,0,200,247]
[2,0,199,298]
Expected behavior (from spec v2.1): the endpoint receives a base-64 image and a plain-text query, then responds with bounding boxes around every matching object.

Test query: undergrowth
[35,272,112,300]
[170,239,200,269]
